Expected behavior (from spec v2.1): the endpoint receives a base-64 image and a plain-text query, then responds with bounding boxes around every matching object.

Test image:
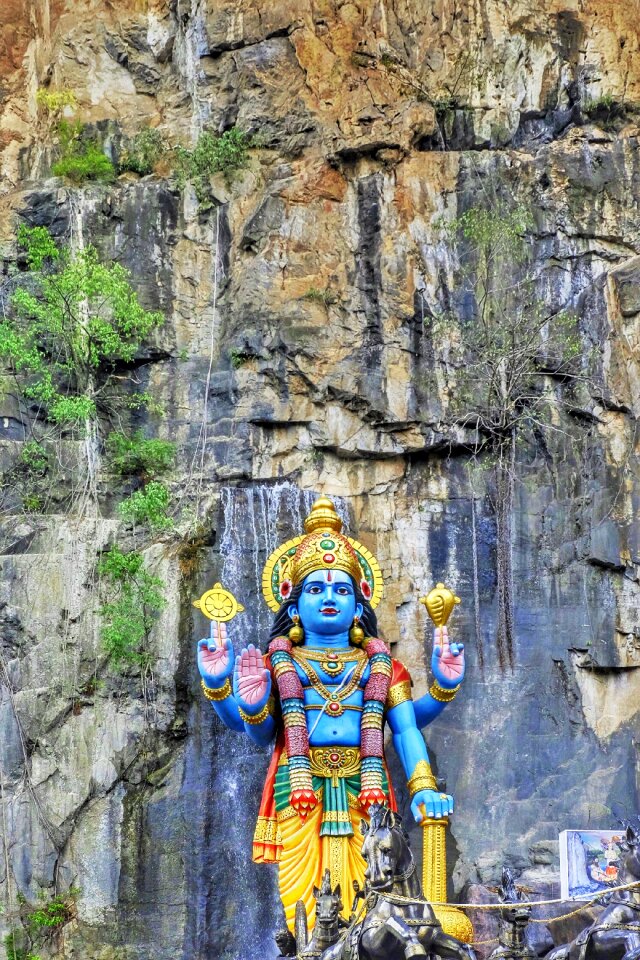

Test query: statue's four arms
[196,497,466,926]
[198,605,464,823]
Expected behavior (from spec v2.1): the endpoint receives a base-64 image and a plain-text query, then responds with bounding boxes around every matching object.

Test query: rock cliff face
[1,2,640,958]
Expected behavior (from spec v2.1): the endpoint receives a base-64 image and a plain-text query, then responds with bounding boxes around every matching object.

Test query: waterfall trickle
[186,482,349,960]
[220,484,350,642]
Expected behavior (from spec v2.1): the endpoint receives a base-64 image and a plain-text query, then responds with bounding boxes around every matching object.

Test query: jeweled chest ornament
[295,645,365,676]
[292,648,368,717]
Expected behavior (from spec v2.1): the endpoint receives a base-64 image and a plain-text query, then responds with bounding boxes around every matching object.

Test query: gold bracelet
[239,699,273,726]
[201,678,232,701]
[407,759,438,796]
[429,679,460,703]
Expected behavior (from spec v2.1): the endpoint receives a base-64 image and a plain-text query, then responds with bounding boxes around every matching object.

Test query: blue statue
[196,496,465,929]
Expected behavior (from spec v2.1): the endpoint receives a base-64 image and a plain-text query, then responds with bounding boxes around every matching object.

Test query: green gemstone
[320,539,335,549]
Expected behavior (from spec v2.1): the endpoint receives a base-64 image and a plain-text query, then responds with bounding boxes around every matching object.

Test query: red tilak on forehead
[326,570,332,582]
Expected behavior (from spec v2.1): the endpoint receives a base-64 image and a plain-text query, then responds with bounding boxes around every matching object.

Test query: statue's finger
[198,638,209,651]
[450,642,460,655]
[434,646,442,659]
[219,622,227,640]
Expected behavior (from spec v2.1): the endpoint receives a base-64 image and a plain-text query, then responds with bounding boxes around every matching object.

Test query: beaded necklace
[292,649,368,717]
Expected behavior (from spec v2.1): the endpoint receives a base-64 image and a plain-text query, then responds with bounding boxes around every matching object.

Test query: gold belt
[309,746,361,782]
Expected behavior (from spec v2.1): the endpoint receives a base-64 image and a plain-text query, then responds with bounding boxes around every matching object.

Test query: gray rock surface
[0,2,639,958]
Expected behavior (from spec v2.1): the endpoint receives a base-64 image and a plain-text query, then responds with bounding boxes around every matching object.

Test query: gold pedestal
[421,818,474,944]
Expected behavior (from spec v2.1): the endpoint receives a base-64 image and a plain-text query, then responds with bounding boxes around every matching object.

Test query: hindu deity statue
[196,497,465,930]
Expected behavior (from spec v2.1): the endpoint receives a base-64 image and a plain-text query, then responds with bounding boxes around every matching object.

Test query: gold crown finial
[304,496,343,534]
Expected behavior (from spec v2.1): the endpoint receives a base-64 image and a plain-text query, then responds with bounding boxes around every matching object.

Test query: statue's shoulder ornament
[386,657,413,710]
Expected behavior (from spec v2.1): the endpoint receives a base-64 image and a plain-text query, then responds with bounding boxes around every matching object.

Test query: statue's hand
[431,626,465,689]
[234,644,272,714]
[198,622,235,688]
[411,789,454,824]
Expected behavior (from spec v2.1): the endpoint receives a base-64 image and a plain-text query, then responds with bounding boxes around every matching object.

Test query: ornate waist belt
[309,746,361,784]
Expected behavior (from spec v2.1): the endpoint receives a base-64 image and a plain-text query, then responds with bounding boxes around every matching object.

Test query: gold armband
[201,678,232,701]
[386,680,412,709]
[407,760,438,797]
[239,698,274,726]
[429,679,460,703]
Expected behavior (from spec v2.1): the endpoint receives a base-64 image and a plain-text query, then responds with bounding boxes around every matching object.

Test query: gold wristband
[239,699,273,726]
[201,678,232,701]
[407,760,438,796]
[429,679,460,703]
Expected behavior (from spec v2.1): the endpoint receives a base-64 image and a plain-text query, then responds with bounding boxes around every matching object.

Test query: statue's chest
[292,649,371,694]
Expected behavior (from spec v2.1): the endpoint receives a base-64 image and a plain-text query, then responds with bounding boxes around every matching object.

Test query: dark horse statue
[321,804,475,960]
[548,819,640,960]
[488,867,536,960]
[275,869,346,957]
[297,870,347,957]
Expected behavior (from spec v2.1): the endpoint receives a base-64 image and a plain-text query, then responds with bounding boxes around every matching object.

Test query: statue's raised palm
[197,622,234,687]
[432,627,465,687]
[234,644,271,711]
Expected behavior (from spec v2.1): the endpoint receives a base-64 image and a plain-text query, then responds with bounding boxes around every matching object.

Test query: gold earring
[349,615,365,646]
[289,614,304,644]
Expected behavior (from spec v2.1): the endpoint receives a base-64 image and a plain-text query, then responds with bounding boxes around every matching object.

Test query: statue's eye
[336,586,350,595]
[308,585,322,594]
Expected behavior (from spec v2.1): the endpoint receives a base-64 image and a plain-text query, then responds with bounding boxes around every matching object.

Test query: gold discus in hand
[193,582,245,623]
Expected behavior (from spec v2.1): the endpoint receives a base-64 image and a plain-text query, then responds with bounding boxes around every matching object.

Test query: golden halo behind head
[261,496,384,612]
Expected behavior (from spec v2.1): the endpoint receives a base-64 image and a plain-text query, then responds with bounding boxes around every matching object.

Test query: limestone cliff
[1,2,639,958]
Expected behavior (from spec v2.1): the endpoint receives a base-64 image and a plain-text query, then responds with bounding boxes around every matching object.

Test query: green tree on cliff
[0,225,168,513]
[432,200,582,669]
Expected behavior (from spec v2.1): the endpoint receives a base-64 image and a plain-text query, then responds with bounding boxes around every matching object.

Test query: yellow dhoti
[253,744,393,932]
[277,794,368,930]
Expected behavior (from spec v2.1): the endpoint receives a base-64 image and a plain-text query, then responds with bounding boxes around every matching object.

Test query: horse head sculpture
[313,869,343,930]
[361,804,414,893]
[618,817,640,876]
[498,866,532,927]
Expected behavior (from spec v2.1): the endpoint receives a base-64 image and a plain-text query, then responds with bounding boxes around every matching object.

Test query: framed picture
[559,829,625,900]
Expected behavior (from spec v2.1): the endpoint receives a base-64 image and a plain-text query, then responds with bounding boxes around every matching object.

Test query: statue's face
[291,570,363,637]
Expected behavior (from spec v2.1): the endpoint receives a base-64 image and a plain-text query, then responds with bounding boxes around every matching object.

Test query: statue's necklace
[294,645,366,677]
[292,649,368,716]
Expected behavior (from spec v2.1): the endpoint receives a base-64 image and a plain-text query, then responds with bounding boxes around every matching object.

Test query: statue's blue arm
[412,693,447,729]
[207,696,245,732]
[387,699,453,821]
[387,699,431,774]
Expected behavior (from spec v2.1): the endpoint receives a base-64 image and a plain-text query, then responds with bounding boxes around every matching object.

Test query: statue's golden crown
[261,495,384,612]
[290,497,362,586]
